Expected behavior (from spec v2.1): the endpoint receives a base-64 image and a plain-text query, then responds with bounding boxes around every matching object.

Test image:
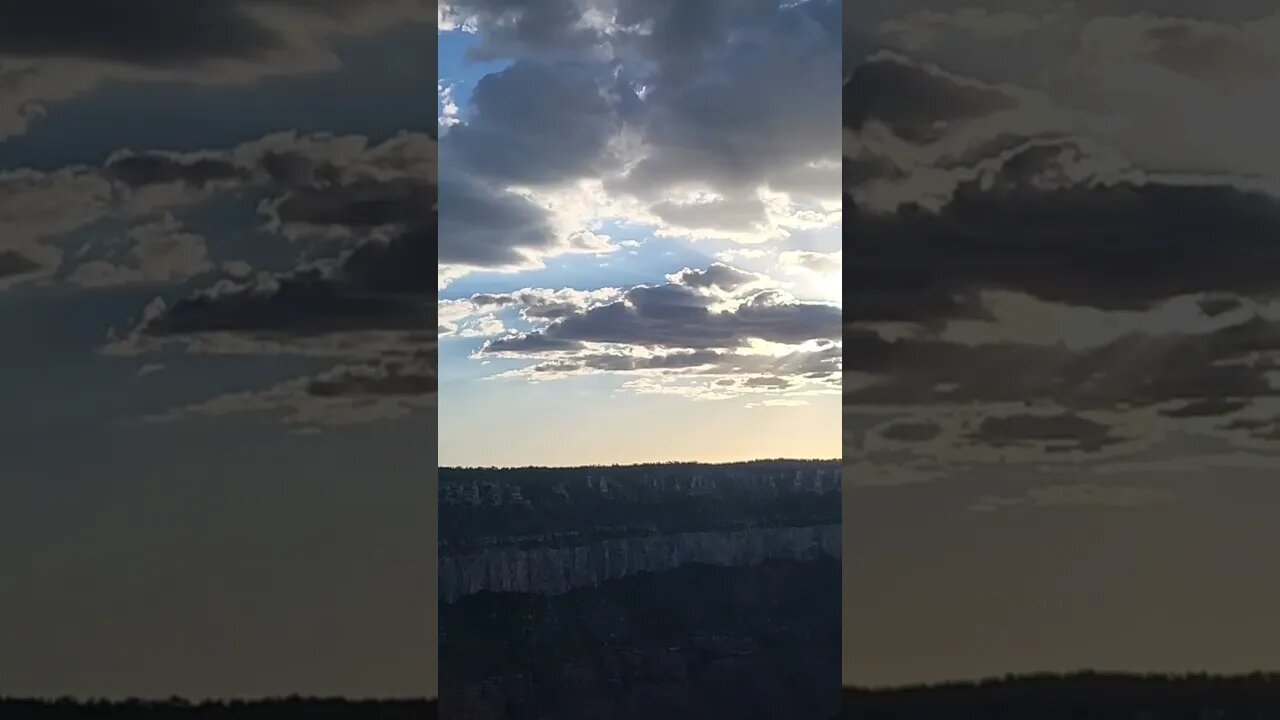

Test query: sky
[844,0,1280,688]
[436,0,844,468]
[0,2,437,700]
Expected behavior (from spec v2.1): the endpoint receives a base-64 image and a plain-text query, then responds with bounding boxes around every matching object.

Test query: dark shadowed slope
[440,460,842,720]
[0,698,436,719]
[844,673,1280,719]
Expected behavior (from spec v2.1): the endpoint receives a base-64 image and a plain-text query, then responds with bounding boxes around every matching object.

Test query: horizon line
[0,695,437,704]
[439,456,843,471]
[845,669,1280,693]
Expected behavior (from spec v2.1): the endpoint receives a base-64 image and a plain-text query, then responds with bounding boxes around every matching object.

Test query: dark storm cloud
[104,153,247,188]
[842,26,1280,462]
[485,269,841,353]
[444,0,827,73]
[100,132,436,197]
[145,349,439,428]
[845,51,1017,144]
[1,131,435,291]
[0,1,283,65]
[258,151,346,188]
[966,413,1123,453]
[0,0,434,66]
[844,155,906,188]
[270,179,433,231]
[1223,416,1280,442]
[0,250,40,279]
[846,142,1280,324]
[845,318,1280,410]
[637,0,839,86]
[140,271,431,338]
[139,221,436,340]
[1108,18,1280,91]
[610,0,841,200]
[86,133,441,358]
[439,0,609,61]
[1159,398,1251,419]
[342,225,436,294]
[0,2,434,142]
[437,0,840,276]
[436,172,555,268]
[119,205,438,408]
[447,61,625,185]
[1199,296,1245,317]
[878,421,943,442]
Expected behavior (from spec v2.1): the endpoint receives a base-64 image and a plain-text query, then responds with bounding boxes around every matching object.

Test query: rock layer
[440,523,840,602]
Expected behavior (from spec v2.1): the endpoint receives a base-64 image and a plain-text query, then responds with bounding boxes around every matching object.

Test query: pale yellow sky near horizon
[438,381,842,468]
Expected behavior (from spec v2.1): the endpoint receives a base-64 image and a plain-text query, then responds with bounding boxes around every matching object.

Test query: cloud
[1079,14,1280,88]
[436,172,558,271]
[844,18,1280,474]
[436,0,842,285]
[848,313,1280,412]
[3,10,441,435]
[856,4,1280,189]
[846,50,1020,145]
[0,1,436,139]
[844,458,946,488]
[0,166,118,283]
[28,130,445,428]
[145,355,437,430]
[1095,450,1280,475]
[64,215,214,287]
[448,61,626,185]
[439,287,622,337]
[109,213,438,351]
[876,421,942,443]
[467,264,841,399]
[0,249,41,284]
[970,483,1176,512]
[438,81,461,128]
[965,413,1124,453]
[0,131,437,287]
[877,9,1046,51]
[779,250,842,276]
[434,1,842,411]
[483,264,840,353]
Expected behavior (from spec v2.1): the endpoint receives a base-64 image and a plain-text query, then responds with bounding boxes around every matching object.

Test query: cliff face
[438,460,842,720]
[439,460,842,602]
[440,559,843,720]
[440,524,840,601]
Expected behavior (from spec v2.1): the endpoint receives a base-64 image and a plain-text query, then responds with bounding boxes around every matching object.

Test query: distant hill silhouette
[0,697,436,719]
[844,673,1280,718]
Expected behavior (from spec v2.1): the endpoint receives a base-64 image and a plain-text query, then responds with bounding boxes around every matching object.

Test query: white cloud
[65,215,213,287]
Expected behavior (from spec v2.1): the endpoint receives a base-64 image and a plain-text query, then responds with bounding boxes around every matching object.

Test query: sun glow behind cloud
[436,2,842,466]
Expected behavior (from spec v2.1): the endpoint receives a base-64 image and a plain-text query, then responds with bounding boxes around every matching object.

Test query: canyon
[438,460,842,720]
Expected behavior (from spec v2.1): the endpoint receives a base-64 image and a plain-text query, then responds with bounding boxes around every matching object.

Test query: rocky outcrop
[440,524,840,602]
